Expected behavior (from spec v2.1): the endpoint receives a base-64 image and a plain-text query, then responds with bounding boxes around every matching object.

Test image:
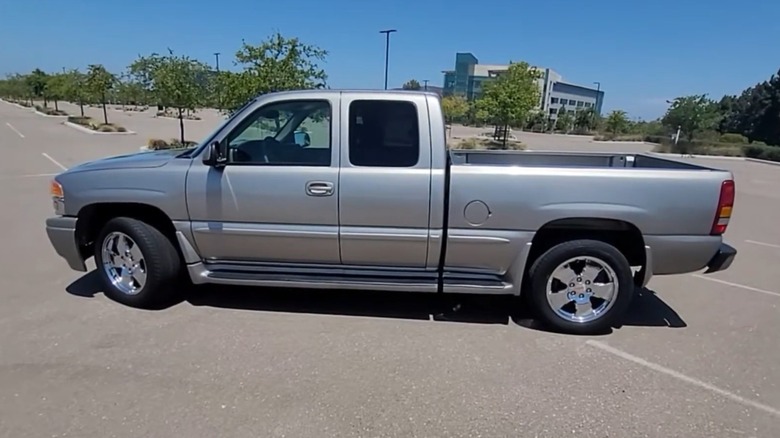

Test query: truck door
[338,94,433,268]
[185,95,342,265]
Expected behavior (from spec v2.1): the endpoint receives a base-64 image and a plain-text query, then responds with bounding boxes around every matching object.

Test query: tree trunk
[54,100,59,111]
[178,108,185,145]
[502,123,508,149]
[79,99,84,117]
[101,92,108,125]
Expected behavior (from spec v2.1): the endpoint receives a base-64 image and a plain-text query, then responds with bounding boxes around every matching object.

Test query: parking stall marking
[745,240,780,250]
[41,153,67,171]
[692,274,780,298]
[5,122,25,138]
[586,340,780,418]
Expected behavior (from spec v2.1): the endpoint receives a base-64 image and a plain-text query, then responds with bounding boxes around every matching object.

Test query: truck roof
[257,89,441,99]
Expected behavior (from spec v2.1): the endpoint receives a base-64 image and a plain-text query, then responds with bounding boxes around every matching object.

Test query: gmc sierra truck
[45,90,737,334]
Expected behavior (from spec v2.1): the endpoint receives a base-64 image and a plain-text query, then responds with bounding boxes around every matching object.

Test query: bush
[117,126,127,132]
[450,136,524,151]
[744,144,780,162]
[97,124,117,132]
[720,133,748,144]
[68,116,91,125]
[147,138,170,150]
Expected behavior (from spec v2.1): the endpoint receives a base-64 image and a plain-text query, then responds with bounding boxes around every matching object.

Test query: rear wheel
[527,239,634,334]
[94,217,181,308]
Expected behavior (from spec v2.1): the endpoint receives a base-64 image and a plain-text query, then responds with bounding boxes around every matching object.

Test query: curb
[0,99,34,111]
[154,115,203,122]
[62,121,137,135]
[648,151,780,167]
[34,110,69,118]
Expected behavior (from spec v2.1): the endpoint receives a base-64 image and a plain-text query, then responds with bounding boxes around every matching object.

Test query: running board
[186,262,512,294]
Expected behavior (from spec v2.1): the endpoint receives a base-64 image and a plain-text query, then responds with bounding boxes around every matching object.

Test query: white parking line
[745,239,780,250]
[41,153,67,171]
[692,274,780,298]
[586,340,780,418]
[5,122,24,138]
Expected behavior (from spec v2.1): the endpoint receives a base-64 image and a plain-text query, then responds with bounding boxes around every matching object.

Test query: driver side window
[226,99,332,166]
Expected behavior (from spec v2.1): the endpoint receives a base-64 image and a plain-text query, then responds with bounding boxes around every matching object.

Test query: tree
[440,95,469,128]
[661,94,720,142]
[402,79,421,90]
[555,106,574,133]
[85,64,116,124]
[575,108,599,132]
[473,62,541,148]
[220,32,328,112]
[26,68,48,106]
[145,49,210,143]
[62,69,88,117]
[605,110,629,135]
[45,73,67,111]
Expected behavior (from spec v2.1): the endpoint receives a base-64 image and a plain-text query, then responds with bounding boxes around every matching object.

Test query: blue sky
[1,0,779,119]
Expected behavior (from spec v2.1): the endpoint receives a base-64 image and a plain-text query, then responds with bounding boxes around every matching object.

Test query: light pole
[422,79,429,91]
[592,81,601,129]
[213,52,221,71]
[379,29,397,90]
[214,52,221,110]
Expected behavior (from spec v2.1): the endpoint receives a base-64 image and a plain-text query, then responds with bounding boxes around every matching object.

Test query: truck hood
[66,148,188,173]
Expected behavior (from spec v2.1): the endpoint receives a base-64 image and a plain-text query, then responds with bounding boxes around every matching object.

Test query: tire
[526,239,634,335]
[94,217,182,309]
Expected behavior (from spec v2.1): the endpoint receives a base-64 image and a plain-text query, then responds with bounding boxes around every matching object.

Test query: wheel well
[527,217,646,274]
[75,203,178,259]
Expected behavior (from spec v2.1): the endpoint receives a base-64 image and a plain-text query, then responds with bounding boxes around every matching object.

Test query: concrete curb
[154,115,203,122]
[0,99,34,111]
[34,110,69,118]
[62,121,137,135]
[648,151,780,167]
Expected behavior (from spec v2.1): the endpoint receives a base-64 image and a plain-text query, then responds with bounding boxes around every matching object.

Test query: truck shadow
[67,271,686,334]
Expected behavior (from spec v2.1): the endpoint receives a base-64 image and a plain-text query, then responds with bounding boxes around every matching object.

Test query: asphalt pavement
[1,100,779,438]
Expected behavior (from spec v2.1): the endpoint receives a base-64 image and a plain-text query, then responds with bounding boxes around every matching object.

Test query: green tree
[220,32,328,112]
[605,110,629,135]
[145,50,210,143]
[26,68,48,106]
[473,62,541,148]
[575,107,599,132]
[402,79,421,90]
[85,64,116,124]
[661,94,720,142]
[45,73,68,111]
[555,106,574,133]
[61,69,88,117]
[440,95,469,126]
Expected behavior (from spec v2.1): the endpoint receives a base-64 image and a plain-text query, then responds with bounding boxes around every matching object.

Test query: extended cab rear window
[348,100,420,167]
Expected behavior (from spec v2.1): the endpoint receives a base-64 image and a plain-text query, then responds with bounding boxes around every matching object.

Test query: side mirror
[203,141,227,167]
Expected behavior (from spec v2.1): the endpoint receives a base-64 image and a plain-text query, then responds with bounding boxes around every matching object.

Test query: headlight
[50,180,65,215]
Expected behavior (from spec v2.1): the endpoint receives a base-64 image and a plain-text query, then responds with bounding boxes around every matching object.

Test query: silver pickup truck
[45,89,737,334]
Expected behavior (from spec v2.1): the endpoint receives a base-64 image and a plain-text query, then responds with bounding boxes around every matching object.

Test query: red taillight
[711,179,735,235]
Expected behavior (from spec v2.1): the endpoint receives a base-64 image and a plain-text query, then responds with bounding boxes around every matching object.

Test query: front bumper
[703,243,737,274]
[45,216,87,272]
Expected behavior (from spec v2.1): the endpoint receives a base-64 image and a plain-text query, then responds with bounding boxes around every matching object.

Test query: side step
[188,262,513,294]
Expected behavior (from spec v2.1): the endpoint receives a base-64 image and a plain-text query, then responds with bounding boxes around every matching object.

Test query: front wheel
[94,217,182,309]
[526,239,634,335]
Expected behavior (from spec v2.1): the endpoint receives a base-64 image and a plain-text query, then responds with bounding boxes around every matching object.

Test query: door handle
[306,181,334,197]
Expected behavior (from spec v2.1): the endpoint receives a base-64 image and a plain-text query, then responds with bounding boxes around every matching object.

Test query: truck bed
[450,149,717,170]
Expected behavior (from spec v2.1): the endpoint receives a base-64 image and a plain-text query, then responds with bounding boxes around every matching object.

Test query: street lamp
[422,79,429,91]
[592,81,601,128]
[379,29,397,90]
[213,52,221,72]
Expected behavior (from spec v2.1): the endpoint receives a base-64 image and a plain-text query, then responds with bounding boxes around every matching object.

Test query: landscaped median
[139,138,198,151]
[651,135,780,163]
[34,105,68,117]
[63,116,135,135]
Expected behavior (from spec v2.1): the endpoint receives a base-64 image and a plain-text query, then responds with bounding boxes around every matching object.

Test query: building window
[551,97,559,104]
[568,99,576,106]
[585,102,592,108]
[576,101,583,107]
[549,108,557,114]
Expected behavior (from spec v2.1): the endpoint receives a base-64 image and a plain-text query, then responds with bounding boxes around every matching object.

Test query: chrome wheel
[101,232,147,295]
[545,256,618,323]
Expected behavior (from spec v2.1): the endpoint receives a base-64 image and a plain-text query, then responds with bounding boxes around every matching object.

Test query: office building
[442,52,604,118]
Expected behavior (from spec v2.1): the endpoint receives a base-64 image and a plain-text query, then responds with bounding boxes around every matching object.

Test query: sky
[1,0,779,120]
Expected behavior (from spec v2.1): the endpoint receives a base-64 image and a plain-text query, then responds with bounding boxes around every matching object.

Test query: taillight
[711,179,735,235]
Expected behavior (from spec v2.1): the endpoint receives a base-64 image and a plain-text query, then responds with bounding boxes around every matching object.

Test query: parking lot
[1,100,779,437]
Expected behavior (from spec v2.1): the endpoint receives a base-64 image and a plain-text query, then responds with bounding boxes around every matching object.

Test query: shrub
[68,116,92,125]
[744,144,780,162]
[116,126,127,132]
[147,138,170,150]
[720,133,748,144]
[97,124,117,132]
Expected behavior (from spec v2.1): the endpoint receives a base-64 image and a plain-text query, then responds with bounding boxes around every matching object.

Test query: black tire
[94,217,182,309]
[526,239,634,335]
